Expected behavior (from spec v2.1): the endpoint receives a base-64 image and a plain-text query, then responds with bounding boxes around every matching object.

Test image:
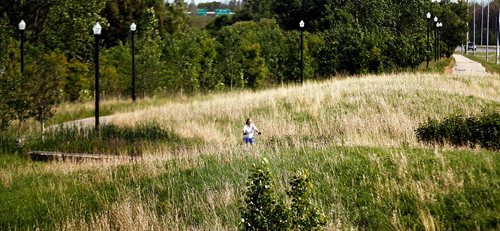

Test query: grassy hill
[1,73,499,230]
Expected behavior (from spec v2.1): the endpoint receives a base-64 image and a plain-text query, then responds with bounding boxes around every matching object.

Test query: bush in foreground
[240,159,326,230]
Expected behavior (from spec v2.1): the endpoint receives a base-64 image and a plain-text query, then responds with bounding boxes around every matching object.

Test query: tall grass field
[1,73,499,230]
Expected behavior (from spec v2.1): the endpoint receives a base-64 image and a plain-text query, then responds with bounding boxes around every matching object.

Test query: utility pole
[497,9,499,64]
[474,3,476,56]
[481,0,484,46]
[486,1,490,62]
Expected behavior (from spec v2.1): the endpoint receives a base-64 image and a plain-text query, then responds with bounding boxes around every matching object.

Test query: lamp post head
[130,23,137,32]
[93,22,102,35]
[299,20,305,28]
[434,16,438,22]
[19,20,26,30]
[427,12,431,19]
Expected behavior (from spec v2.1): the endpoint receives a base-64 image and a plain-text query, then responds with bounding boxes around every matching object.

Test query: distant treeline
[0,0,467,129]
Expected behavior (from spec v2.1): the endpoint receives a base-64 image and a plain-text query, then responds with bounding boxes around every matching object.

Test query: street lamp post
[434,16,438,62]
[427,12,431,68]
[437,22,442,59]
[299,20,305,85]
[93,23,102,131]
[18,20,26,77]
[130,23,137,102]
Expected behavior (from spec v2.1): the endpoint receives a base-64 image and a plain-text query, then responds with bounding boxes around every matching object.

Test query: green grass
[1,146,498,230]
[1,73,498,230]
[417,57,454,73]
[25,122,202,155]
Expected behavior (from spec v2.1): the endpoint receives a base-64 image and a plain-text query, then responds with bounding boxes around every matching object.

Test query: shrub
[415,111,499,150]
[26,122,188,155]
[240,159,326,230]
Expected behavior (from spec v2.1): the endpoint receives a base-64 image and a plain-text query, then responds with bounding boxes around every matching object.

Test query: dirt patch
[444,58,455,74]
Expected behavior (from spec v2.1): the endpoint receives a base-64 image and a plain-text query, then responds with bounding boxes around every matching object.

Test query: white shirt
[243,123,258,139]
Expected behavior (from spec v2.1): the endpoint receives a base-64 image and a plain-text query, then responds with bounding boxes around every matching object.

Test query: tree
[0,0,106,60]
[25,51,67,133]
[243,0,274,21]
[101,0,168,47]
[0,33,19,131]
[165,0,190,35]
[215,21,270,89]
[440,0,469,57]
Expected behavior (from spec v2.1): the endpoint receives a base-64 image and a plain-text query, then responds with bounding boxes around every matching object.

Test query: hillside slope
[102,73,499,155]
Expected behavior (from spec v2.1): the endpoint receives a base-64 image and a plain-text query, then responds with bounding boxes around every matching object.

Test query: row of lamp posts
[92,22,137,131]
[18,19,304,131]
[17,20,138,131]
[426,12,444,68]
[19,16,444,130]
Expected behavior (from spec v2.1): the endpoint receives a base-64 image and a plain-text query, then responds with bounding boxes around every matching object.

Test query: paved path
[452,54,491,77]
[47,115,113,131]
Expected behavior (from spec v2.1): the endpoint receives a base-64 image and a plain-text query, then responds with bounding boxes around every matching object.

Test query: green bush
[415,111,499,150]
[240,159,326,230]
[27,122,190,155]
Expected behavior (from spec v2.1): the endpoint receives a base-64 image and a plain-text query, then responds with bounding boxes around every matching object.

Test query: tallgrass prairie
[1,73,498,230]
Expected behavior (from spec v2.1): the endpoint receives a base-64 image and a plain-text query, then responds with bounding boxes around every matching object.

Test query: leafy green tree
[65,59,91,102]
[0,36,20,131]
[25,51,67,133]
[101,0,168,47]
[439,0,468,57]
[198,1,224,11]
[0,0,106,60]
[100,43,130,97]
[242,0,274,21]
[215,25,244,90]
[165,0,190,35]
[215,21,270,89]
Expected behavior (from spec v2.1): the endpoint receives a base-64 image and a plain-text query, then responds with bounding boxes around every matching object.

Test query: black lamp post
[434,16,438,62]
[18,20,26,77]
[426,12,431,68]
[130,22,137,102]
[93,22,102,131]
[299,20,304,85]
[437,22,442,59]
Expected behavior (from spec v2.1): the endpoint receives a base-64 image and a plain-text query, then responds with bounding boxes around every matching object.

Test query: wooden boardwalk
[28,151,142,162]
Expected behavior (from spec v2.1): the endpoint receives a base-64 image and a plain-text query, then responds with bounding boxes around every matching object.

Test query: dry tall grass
[6,72,497,230]
[101,73,499,154]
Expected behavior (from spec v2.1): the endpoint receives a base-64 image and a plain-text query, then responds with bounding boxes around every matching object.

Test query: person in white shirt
[242,118,261,144]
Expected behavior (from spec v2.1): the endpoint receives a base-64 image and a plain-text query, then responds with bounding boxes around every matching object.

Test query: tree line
[0,0,468,131]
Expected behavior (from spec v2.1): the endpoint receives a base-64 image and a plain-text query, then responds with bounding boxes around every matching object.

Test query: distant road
[455,45,500,54]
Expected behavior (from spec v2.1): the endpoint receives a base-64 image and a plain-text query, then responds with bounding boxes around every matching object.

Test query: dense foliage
[26,122,197,155]
[416,111,500,150]
[240,159,326,230]
[0,0,468,130]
